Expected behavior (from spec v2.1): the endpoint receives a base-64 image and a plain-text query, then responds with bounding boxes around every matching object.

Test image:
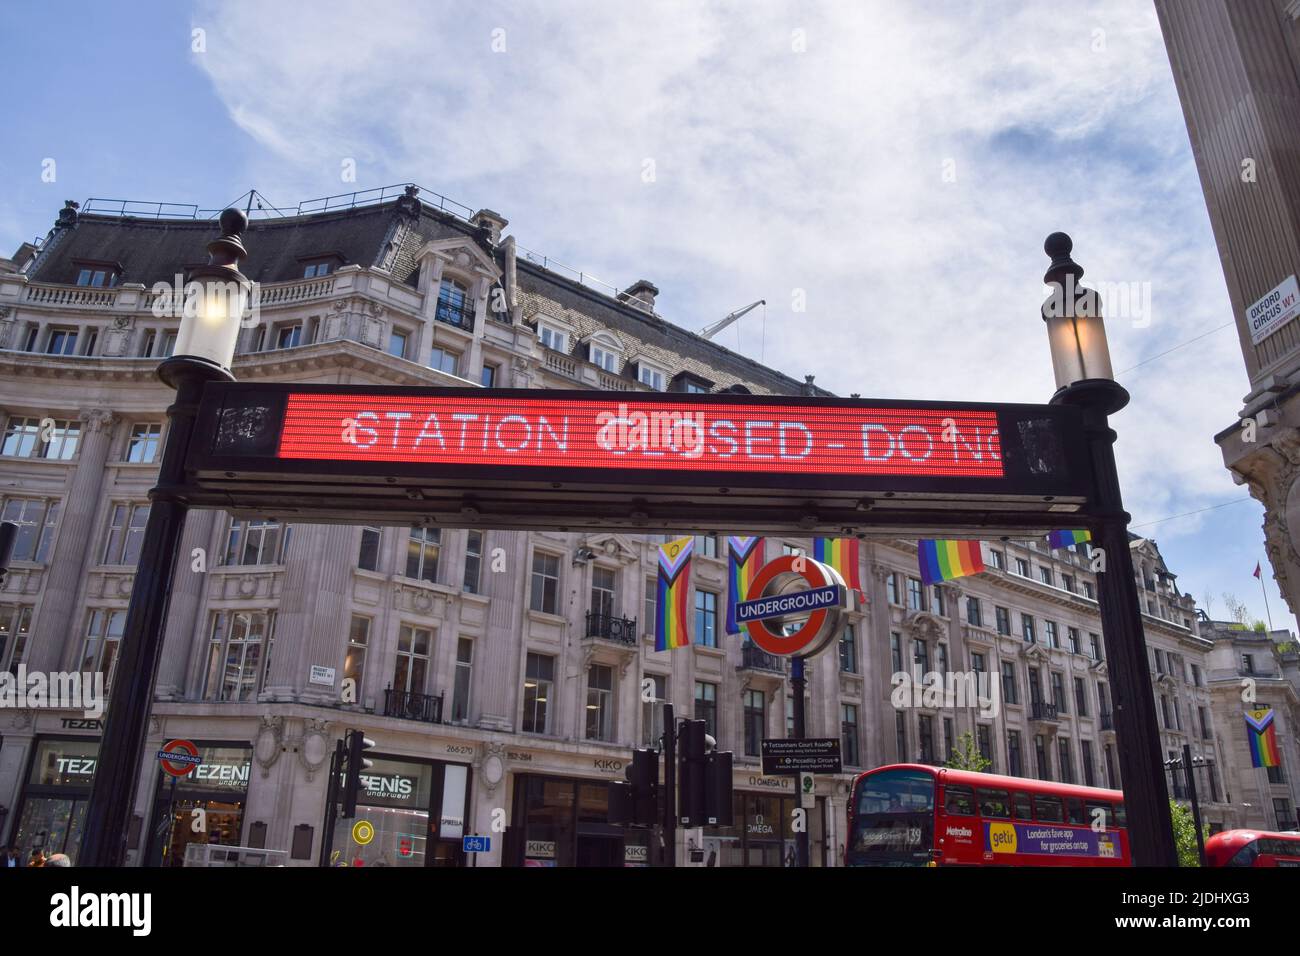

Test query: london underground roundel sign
[740,554,848,657]
[157,739,202,778]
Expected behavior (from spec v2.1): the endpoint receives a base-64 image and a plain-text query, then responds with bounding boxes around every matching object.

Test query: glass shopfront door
[11,737,98,864]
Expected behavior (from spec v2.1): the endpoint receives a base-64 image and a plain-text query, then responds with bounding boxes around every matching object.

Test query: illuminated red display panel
[277,394,1005,479]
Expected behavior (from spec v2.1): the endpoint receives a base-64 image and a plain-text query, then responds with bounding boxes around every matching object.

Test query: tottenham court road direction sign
[761,738,843,776]
[183,384,1091,536]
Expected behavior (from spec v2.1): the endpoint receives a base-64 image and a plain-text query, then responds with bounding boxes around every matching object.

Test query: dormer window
[538,322,570,354]
[74,261,120,288]
[590,345,618,372]
[637,361,666,391]
[299,253,344,279]
[583,331,623,373]
[303,261,331,278]
[436,278,474,331]
[672,371,714,394]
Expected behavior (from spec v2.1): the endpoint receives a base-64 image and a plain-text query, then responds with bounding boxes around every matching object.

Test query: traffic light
[678,719,707,826]
[340,729,375,818]
[704,750,733,826]
[608,748,659,827]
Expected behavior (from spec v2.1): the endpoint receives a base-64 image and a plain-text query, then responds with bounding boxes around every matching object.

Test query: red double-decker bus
[1204,829,1300,867]
[845,764,1130,866]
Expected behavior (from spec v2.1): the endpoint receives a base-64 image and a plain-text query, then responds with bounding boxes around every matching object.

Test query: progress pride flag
[277,394,1005,479]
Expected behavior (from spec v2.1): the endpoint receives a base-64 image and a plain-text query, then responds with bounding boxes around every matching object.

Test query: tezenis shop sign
[185,385,1090,536]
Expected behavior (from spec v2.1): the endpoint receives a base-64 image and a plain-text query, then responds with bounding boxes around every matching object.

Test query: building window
[1001,662,1018,705]
[480,363,497,388]
[1104,744,1117,789]
[1191,663,1202,686]
[1198,706,1211,739]
[1035,734,1051,780]
[529,551,560,614]
[1007,731,1023,777]
[1028,667,1043,706]
[586,664,615,741]
[1089,633,1102,661]
[1021,614,1036,643]
[842,704,860,767]
[590,345,619,373]
[46,328,79,355]
[977,725,994,771]
[989,550,1005,571]
[124,423,163,463]
[912,639,929,676]
[81,609,126,691]
[1058,739,1075,784]
[1051,672,1067,713]
[839,624,857,673]
[1045,621,1058,649]
[1083,581,1095,599]
[436,278,474,330]
[388,328,408,359]
[995,606,1010,636]
[918,715,936,763]
[590,565,617,621]
[885,573,899,605]
[642,674,666,747]
[1068,627,1080,655]
[2,416,80,459]
[357,527,381,572]
[1160,695,1171,730]
[405,527,441,583]
[393,624,431,697]
[224,518,287,566]
[1,497,60,563]
[0,604,34,675]
[341,615,368,695]
[695,681,717,738]
[1081,740,1096,788]
[936,642,948,674]
[743,689,765,756]
[644,577,656,637]
[452,638,473,723]
[1062,573,1075,593]
[302,259,334,278]
[695,589,718,648]
[538,323,569,353]
[203,610,275,702]
[1015,558,1029,577]
[693,534,717,558]
[638,363,666,391]
[274,323,302,349]
[971,651,986,676]
[943,717,955,763]
[430,347,459,375]
[906,577,925,611]
[522,653,555,734]
[891,632,903,674]
[1074,677,1088,717]
[931,586,946,616]
[1038,566,1053,586]
[966,596,982,626]
[463,531,484,593]
[75,266,117,287]
[895,712,907,762]
[102,503,150,566]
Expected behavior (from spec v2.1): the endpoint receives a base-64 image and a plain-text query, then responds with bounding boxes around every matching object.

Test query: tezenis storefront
[11,737,99,864]
[145,742,252,867]
[335,754,472,867]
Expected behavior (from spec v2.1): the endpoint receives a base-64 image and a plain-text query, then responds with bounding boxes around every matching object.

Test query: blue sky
[0,0,1287,630]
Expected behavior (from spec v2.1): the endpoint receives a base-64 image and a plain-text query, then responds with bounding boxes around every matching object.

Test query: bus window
[1084,801,1111,829]
[1114,804,1127,828]
[1228,841,1259,867]
[1066,798,1085,825]
[978,789,1010,818]
[1013,793,1032,820]
[848,768,936,866]
[945,786,975,816]
[1034,795,1064,822]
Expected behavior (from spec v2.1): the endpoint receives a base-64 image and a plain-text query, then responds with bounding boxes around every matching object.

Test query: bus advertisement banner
[985,821,1117,859]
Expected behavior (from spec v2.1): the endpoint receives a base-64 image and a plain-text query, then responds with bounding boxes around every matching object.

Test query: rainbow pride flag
[655,537,694,651]
[813,538,863,596]
[1246,708,1281,768]
[1047,529,1091,550]
[726,537,765,634]
[918,539,985,586]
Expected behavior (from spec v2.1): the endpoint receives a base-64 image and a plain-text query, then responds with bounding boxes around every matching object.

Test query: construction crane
[699,300,765,340]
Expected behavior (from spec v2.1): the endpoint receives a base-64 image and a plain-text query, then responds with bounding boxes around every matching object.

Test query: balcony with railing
[1029,702,1060,723]
[585,611,638,645]
[739,643,785,674]
[434,298,475,332]
[1100,710,1114,731]
[383,687,444,724]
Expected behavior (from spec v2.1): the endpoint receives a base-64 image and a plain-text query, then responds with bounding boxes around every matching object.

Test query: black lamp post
[80,209,250,867]
[1040,232,1177,866]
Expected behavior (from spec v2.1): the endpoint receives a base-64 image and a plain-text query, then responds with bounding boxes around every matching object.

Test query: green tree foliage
[1170,800,1208,867]
[945,731,991,772]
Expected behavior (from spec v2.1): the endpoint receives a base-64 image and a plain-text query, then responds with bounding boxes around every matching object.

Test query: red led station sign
[277,394,1004,479]
[185,384,1090,534]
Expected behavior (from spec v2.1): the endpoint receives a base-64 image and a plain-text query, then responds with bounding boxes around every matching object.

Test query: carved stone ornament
[0,306,13,320]
[78,408,118,434]
[480,741,506,794]
[298,718,332,780]
[9,711,33,730]
[255,714,284,775]
[902,611,945,643]
[238,574,257,598]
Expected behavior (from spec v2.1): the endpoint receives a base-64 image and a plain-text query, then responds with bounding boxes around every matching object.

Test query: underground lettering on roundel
[861,422,1000,463]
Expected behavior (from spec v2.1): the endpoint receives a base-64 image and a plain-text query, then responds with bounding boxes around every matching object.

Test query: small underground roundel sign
[739,554,848,657]
[156,739,202,778]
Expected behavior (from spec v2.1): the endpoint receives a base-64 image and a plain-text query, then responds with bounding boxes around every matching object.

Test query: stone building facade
[0,188,1237,866]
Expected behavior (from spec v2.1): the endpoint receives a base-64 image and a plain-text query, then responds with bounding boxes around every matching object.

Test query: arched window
[436,278,473,330]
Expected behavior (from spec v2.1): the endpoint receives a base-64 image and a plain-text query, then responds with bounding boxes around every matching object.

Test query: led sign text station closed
[186,385,1090,535]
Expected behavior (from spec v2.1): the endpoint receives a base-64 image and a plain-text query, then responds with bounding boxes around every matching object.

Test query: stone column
[479,529,529,730]
[262,523,336,702]
[30,408,117,672]
[154,509,218,699]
